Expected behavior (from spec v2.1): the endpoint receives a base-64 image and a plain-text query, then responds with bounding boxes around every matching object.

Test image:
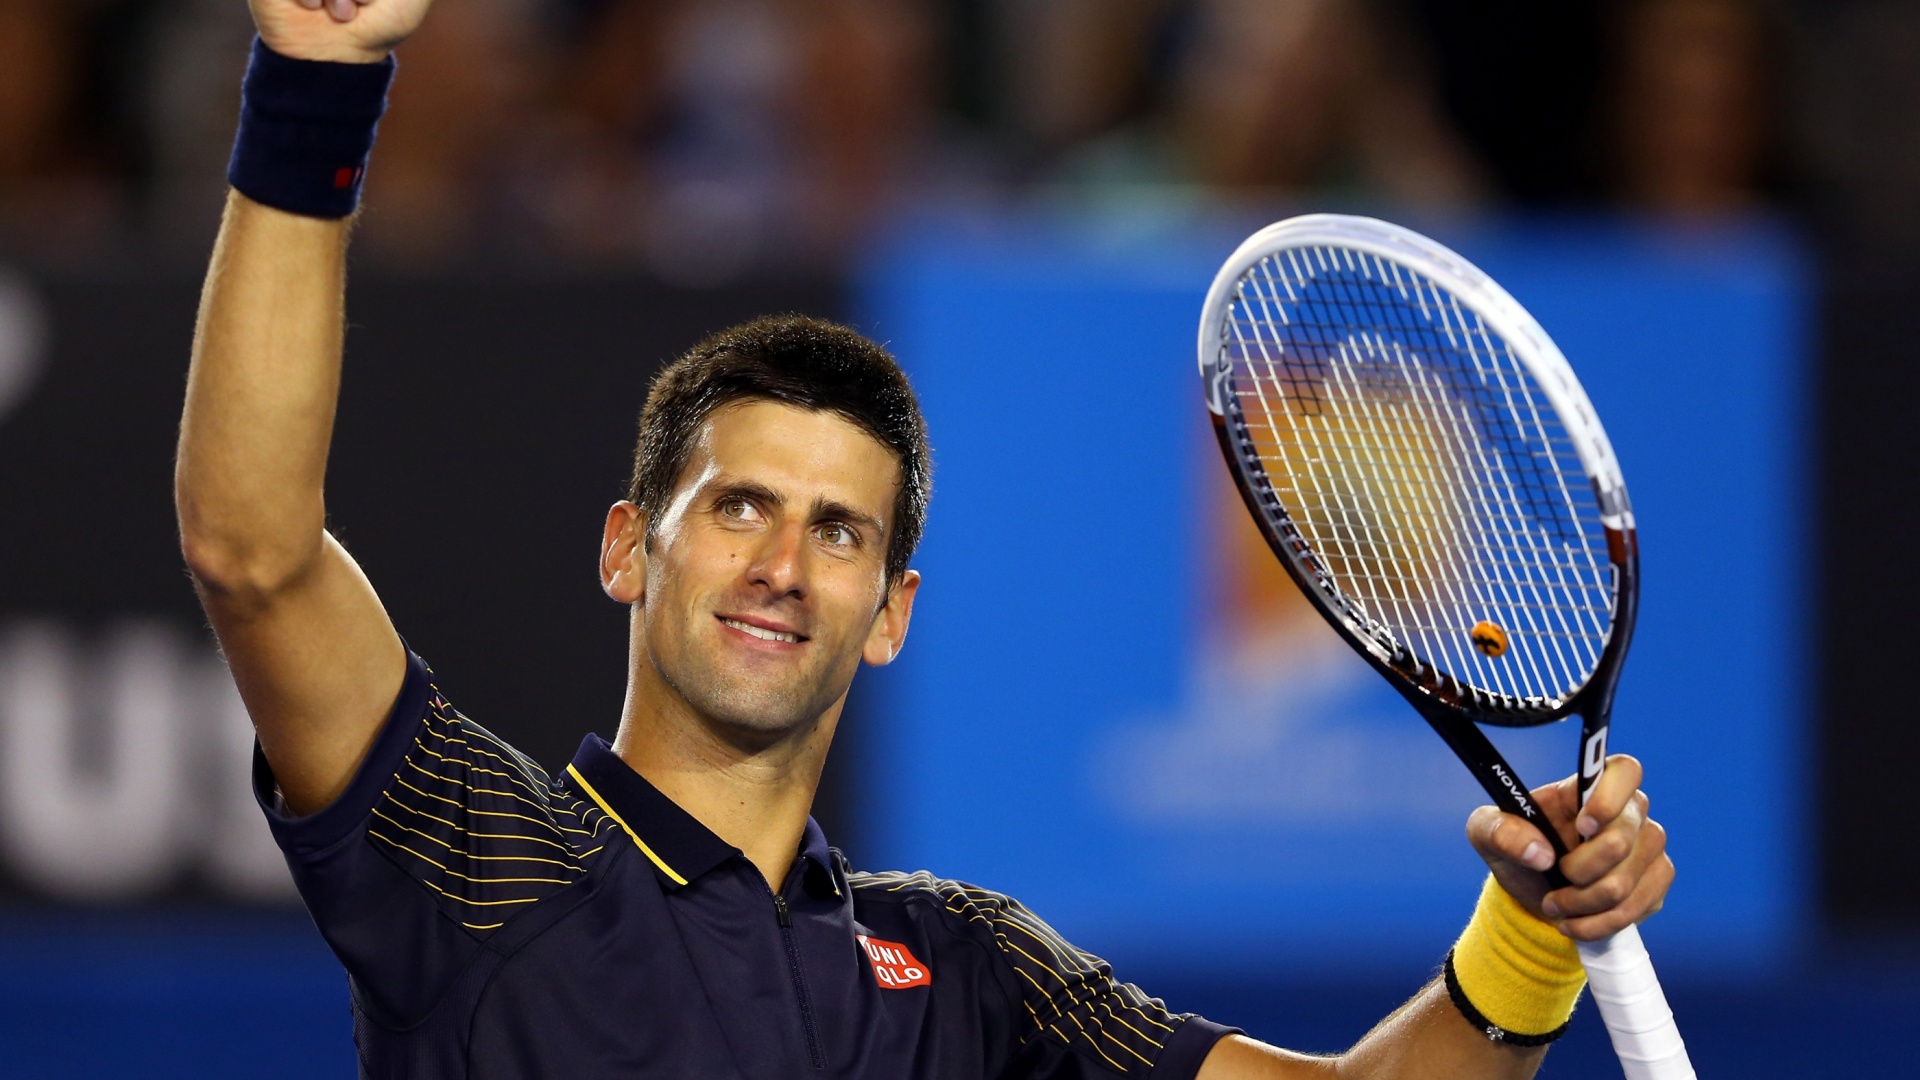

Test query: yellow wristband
[1448,875,1586,1039]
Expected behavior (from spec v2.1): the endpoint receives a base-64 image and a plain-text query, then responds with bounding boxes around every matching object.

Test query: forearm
[1201,869,1600,1080]
[173,3,427,816]
[176,190,350,598]
[1336,980,1543,1078]
[1197,981,1543,1080]
[177,186,407,815]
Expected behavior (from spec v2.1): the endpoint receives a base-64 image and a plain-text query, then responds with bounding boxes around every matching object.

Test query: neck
[610,667,839,891]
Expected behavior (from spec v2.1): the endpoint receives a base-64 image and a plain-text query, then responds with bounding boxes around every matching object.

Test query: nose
[745,519,808,600]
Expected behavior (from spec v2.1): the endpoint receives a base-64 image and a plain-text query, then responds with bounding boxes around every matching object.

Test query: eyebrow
[707,479,887,541]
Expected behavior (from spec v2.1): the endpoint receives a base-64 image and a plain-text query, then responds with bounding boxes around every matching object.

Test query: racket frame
[1197,214,1639,862]
[1198,215,1693,1079]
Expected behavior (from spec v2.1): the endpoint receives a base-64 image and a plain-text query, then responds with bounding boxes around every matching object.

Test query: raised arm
[1196,758,1673,1080]
[176,0,432,815]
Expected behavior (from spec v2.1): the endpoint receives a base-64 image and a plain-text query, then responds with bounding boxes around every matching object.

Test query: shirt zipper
[772,894,827,1069]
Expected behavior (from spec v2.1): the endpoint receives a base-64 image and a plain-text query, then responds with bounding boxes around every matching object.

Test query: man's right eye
[720,498,756,520]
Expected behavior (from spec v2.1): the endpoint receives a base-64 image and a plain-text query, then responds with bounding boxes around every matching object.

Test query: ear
[601,501,648,604]
[862,569,920,666]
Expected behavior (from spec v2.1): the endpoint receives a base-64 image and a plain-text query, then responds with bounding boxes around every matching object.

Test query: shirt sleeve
[941,882,1241,1080]
[252,650,614,1025]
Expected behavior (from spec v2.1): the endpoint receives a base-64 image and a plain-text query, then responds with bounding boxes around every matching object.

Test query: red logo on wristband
[333,166,361,190]
[857,935,930,989]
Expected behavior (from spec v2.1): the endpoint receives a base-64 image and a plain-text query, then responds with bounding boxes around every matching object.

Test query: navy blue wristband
[227,37,396,219]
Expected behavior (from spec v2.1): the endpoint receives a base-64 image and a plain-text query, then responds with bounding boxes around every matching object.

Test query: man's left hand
[1465,754,1674,940]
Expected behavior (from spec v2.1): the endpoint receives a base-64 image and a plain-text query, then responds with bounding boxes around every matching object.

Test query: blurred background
[1,0,1916,1076]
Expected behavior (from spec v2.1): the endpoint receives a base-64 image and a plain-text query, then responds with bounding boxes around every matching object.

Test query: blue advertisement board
[857,213,1806,974]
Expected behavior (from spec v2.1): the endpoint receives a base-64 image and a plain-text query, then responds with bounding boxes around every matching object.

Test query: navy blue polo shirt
[256,652,1237,1078]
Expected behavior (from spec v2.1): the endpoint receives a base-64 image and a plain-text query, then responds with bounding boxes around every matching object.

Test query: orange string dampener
[1469,620,1509,658]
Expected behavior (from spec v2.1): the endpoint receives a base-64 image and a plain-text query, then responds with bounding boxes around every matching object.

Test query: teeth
[723,618,798,643]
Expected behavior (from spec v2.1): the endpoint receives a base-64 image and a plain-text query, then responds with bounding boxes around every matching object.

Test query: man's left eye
[818,523,852,546]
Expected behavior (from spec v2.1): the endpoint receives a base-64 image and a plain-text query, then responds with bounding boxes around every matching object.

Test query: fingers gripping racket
[1198,215,1692,1079]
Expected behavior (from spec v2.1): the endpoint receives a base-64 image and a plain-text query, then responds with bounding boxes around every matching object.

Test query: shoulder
[846,869,1077,963]
[402,682,613,855]
[850,869,1208,1075]
[367,678,619,932]
[845,868,955,899]
[412,686,566,808]
[845,869,1001,920]
[847,869,1021,920]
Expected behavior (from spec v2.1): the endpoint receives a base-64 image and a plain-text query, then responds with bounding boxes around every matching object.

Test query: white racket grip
[1577,925,1696,1079]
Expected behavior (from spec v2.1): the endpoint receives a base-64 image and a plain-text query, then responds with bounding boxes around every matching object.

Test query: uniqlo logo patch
[857,935,930,989]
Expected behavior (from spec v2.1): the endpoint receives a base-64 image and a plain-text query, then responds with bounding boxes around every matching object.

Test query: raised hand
[248,0,434,64]
[1466,754,1675,940]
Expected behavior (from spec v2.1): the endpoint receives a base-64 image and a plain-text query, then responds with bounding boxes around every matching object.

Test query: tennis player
[176,1,1676,1077]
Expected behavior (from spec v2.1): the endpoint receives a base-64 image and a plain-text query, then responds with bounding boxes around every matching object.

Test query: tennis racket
[1197,214,1692,1079]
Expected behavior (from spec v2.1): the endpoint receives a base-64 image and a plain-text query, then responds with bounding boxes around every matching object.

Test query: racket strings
[1264,258,1606,702]
[1250,324,1598,705]
[1222,246,1614,708]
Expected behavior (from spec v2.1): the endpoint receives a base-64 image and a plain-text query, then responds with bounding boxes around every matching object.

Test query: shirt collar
[566,734,839,897]
[797,815,841,899]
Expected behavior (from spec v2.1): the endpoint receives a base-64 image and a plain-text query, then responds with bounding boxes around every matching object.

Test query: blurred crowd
[0,0,1818,275]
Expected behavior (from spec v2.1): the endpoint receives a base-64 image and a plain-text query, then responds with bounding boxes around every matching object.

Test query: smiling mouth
[719,617,804,644]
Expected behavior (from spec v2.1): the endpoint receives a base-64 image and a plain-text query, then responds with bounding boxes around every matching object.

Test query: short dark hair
[628,314,931,583]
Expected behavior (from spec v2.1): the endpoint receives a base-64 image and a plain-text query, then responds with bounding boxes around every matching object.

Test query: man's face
[604,400,917,743]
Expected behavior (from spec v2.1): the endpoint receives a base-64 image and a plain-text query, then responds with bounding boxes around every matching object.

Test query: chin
[679,675,838,738]
[649,634,852,739]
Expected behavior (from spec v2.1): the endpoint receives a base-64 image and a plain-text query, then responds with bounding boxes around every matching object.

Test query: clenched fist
[249,0,435,65]
[1466,753,1674,940]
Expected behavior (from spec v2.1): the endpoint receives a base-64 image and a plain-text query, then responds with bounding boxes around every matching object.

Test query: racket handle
[1576,925,1696,1079]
